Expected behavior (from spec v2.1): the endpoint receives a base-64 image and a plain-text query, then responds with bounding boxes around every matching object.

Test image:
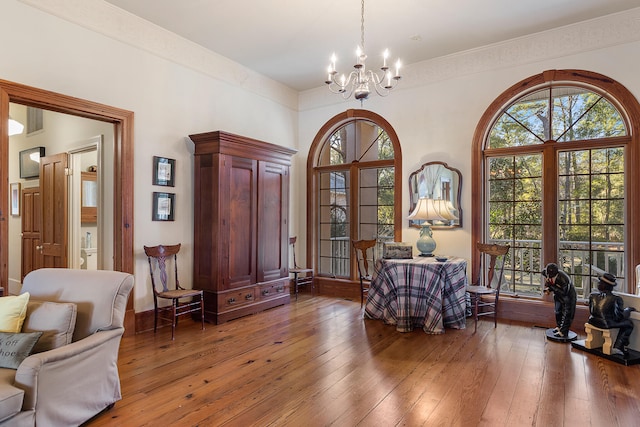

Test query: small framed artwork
[152,192,175,221]
[152,156,175,187]
[10,183,20,216]
[19,147,45,179]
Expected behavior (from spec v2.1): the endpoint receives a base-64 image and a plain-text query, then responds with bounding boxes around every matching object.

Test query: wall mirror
[408,161,462,228]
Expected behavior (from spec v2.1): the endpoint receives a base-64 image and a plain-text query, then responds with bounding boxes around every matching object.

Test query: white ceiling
[103,0,640,92]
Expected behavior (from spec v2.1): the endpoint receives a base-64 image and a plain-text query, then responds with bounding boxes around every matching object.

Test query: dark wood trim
[471,69,640,294]
[0,79,135,333]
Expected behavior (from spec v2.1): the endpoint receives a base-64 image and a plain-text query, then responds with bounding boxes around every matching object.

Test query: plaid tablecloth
[364,257,468,334]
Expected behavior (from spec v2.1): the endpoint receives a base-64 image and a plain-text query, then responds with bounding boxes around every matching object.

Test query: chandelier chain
[360,0,365,52]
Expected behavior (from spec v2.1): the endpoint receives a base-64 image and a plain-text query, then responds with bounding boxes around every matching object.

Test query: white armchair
[0,269,133,427]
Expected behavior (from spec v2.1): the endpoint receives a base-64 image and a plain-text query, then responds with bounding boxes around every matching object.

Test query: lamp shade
[407,198,458,222]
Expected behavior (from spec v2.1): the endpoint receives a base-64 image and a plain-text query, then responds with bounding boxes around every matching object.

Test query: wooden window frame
[472,69,640,295]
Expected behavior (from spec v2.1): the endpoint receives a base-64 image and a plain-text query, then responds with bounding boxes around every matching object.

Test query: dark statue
[542,263,577,338]
[588,272,637,355]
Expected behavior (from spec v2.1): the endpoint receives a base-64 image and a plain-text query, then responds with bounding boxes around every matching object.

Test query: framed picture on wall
[152,192,175,221]
[10,183,20,216]
[152,156,175,187]
[19,147,45,179]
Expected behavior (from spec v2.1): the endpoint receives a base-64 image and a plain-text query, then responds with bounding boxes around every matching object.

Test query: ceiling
[103,0,640,92]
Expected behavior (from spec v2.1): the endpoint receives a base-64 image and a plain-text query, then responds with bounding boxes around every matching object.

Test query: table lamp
[407,198,458,256]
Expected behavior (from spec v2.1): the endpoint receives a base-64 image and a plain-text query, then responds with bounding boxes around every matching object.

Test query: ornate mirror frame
[408,161,462,229]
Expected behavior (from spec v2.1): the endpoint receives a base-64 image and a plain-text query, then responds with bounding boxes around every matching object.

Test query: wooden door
[21,187,43,280]
[39,153,68,268]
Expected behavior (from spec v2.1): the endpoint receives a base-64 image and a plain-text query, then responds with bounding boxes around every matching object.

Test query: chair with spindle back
[352,239,377,308]
[289,237,314,300]
[467,242,510,333]
[144,243,204,340]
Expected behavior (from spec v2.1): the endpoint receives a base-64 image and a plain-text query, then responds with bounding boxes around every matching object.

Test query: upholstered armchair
[0,269,133,427]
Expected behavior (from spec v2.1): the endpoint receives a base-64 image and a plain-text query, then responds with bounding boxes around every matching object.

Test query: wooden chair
[289,237,314,300]
[467,242,510,333]
[352,239,377,308]
[144,244,205,340]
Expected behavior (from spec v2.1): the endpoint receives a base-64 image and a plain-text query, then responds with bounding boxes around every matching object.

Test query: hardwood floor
[86,294,640,426]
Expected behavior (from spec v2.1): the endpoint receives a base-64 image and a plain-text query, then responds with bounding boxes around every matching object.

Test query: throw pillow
[0,293,30,333]
[0,332,43,369]
[22,301,77,353]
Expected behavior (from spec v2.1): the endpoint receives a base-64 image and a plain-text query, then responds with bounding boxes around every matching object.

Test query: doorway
[9,106,112,287]
[0,78,135,333]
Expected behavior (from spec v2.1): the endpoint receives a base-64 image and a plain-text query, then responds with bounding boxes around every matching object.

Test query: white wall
[3,1,640,314]
[2,0,298,313]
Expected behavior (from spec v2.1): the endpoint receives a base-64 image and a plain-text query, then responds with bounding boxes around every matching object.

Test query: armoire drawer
[218,288,256,309]
[257,280,289,301]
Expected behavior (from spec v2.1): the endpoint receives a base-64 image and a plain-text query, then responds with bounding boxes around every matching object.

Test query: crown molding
[19,0,299,111]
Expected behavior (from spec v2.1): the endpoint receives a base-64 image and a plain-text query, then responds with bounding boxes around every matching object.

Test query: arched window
[307,110,402,287]
[473,70,640,297]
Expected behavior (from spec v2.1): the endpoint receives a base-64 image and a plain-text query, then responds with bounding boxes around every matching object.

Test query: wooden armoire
[190,131,296,323]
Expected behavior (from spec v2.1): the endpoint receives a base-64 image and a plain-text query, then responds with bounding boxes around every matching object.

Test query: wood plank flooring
[85,295,640,426]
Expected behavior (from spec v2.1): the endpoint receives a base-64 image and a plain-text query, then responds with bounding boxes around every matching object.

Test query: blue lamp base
[416,224,436,257]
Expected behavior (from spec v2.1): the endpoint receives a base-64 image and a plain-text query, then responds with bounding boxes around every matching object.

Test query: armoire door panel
[227,156,257,288]
[258,162,288,282]
[193,153,216,281]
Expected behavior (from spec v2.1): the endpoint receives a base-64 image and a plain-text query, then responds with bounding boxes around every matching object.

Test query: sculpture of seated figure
[588,272,637,355]
[542,263,577,338]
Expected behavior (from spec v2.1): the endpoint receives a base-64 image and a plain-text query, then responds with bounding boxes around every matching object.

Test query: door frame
[0,79,135,332]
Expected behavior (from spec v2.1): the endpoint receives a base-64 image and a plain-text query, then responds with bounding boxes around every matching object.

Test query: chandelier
[325,0,402,103]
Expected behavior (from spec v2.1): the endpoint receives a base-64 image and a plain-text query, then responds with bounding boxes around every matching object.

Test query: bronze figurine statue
[542,263,577,338]
[588,272,636,355]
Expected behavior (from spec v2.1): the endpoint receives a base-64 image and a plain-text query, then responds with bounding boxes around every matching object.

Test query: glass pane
[514,224,542,241]
[559,150,590,175]
[514,201,542,224]
[489,180,513,201]
[359,167,394,242]
[552,88,627,141]
[592,147,624,173]
[489,224,513,240]
[489,202,513,224]
[591,200,624,225]
[489,157,515,179]
[515,154,543,177]
[488,89,549,148]
[558,175,590,200]
[515,178,541,201]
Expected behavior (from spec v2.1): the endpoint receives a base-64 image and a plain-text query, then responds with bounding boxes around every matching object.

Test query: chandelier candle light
[325,0,401,103]
[407,198,458,257]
